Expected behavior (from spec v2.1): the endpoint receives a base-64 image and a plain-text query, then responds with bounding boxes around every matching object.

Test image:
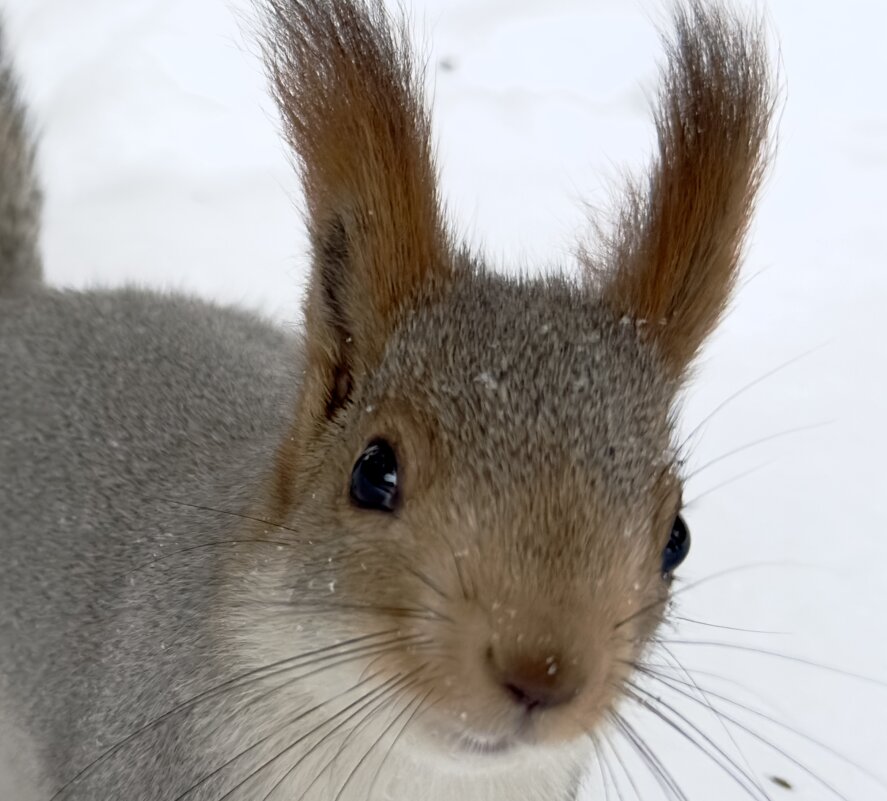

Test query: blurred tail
[0,24,41,295]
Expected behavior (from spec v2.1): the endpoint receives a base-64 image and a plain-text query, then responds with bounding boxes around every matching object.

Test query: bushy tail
[0,26,41,295]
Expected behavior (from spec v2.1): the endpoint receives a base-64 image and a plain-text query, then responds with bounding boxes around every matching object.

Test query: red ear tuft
[264,0,453,420]
[584,2,774,377]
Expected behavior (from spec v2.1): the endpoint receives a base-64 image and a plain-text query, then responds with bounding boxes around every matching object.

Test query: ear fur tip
[656,1,774,183]
[588,2,776,376]
[263,0,438,201]
[665,1,773,109]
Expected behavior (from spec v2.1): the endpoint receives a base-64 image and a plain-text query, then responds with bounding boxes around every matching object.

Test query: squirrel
[0,1,772,799]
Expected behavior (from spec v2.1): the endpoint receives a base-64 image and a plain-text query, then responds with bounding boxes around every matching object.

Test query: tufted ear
[265,0,453,425]
[585,2,773,378]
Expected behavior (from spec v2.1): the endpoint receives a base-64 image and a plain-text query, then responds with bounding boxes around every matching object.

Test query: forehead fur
[367,271,677,503]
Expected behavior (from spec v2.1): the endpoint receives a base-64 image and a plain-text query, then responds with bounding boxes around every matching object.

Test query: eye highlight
[661,514,690,578]
[350,439,399,512]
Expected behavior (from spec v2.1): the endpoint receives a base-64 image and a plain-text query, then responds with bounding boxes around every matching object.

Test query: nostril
[504,680,543,710]
[487,647,583,712]
[501,672,578,711]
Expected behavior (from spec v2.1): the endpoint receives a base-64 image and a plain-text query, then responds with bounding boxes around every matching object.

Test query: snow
[3,0,885,798]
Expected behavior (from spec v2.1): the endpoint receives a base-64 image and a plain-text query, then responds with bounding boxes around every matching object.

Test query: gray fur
[0,289,301,798]
[379,273,672,500]
[0,26,41,295]
[0,1,770,798]
[0,287,611,801]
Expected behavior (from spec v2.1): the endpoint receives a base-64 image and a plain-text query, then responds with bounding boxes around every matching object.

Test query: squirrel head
[240,0,772,756]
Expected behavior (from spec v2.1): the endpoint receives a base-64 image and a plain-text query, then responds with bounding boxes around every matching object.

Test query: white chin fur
[224,602,584,801]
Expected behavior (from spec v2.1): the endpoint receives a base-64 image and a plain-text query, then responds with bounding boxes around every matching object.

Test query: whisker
[412,600,454,623]
[668,615,785,635]
[220,635,426,705]
[123,538,294,577]
[636,677,851,800]
[177,636,432,790]
[659,638,887,688]
[682,460,772,508]
[288,601,454,624]
[589,730,614,801]
[297,675,425,801]
[638,663,887,794]
[260,673,423,801]
[400,563,452,603]
[603,742,631,801]
[173,671,386,801]
[609,710,689,801]
[625,682,771,801]
[678,346,824,453]
[221,674,407,801]
[615,563,788,630]
[438,528,473,601]
[683,420,830,483]
[669,615,790,636]
[618,657,770,707]
[362,688,436,800]
[601,728,645,801]
[661,642,766,797]
[47,629,401,800]
[145,496,303,536]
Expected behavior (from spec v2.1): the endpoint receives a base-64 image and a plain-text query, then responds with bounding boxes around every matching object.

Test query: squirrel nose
[487,647,583,712]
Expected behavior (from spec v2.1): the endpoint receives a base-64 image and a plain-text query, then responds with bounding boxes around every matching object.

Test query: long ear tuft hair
[263,0,453,421]
[584,1,774,377]
[263,0,455,509]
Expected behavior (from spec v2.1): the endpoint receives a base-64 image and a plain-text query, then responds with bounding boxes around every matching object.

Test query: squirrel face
[258,274,682,754]
[228,0,771,769]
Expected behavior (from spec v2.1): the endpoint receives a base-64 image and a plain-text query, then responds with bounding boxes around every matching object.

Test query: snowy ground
[3,0,885,798]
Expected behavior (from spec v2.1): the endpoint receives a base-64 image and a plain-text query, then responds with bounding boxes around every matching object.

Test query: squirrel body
[0,2,772,799]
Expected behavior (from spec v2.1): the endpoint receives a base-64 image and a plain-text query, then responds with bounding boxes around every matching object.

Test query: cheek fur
[334,526,671,748]
[245,475,672,757]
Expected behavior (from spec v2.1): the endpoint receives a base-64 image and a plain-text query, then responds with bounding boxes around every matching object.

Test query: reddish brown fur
[583,2,773,377]
[263,0,457,509]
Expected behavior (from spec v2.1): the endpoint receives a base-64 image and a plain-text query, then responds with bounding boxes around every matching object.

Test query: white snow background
[2,0,885,798]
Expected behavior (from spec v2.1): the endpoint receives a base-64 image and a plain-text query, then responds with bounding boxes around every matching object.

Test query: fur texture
[0,26,41,295]
[0,2,772,799]
[583,3,773,376]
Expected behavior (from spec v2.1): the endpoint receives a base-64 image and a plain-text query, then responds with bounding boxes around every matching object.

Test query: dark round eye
[350,439,399,512]
[661,514,690,578]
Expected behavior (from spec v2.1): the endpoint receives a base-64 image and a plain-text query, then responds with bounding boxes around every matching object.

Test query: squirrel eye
[350,439,399,512]
[661,514,690,578]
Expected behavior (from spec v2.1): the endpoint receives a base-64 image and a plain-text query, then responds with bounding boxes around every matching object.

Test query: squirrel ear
[586,3,773,378]
[266,0,451,418]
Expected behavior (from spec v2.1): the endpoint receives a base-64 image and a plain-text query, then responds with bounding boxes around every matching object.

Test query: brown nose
[487,647,583,711]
